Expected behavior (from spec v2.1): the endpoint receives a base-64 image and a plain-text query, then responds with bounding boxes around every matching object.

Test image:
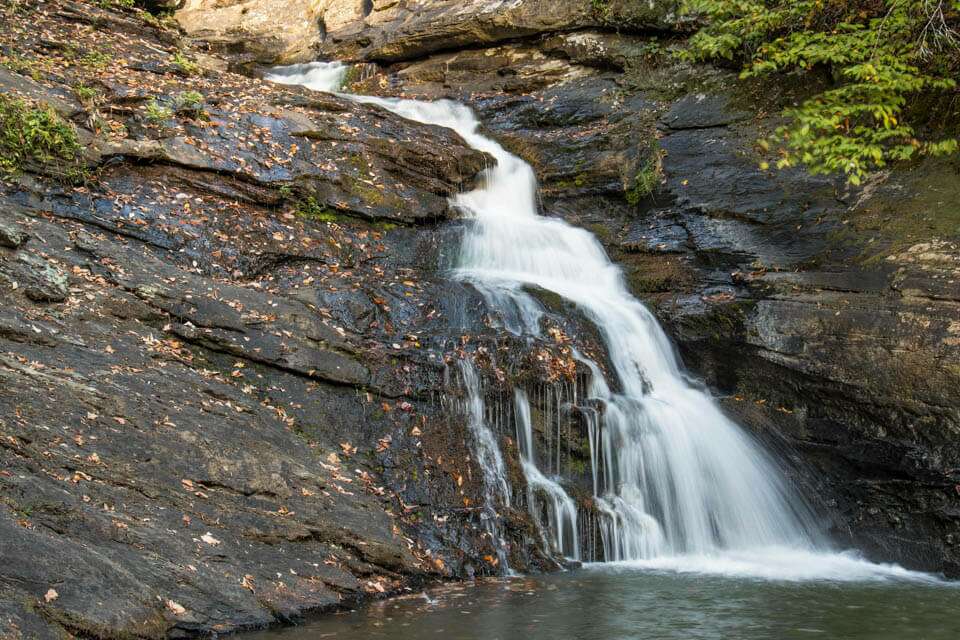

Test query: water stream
[264,62,944,582]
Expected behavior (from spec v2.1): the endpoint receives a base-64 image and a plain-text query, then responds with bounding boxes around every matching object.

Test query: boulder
[176,0,327,65]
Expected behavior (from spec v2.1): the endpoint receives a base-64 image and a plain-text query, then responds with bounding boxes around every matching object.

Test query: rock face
[316,0,681,62]
[176,0,683,65]
[176,0,327,65]
[0,2,542,637]
[1,0,959,637]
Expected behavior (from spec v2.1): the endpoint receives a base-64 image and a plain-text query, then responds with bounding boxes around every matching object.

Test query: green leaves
[0,95,86,182]
[684,0,960,183]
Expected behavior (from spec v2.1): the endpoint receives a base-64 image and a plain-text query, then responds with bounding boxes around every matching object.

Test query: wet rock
[0,221,27,248]
[376,33,960,577]
[0,253,69,303]
[660,93,750,130]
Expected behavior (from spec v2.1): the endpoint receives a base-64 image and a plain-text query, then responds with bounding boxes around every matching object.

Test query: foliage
[171,52,200,77]
[0,95,86,182]
[144,99,172,124]
[173,90,205,117]
[684,0,960,184]
[296,195,341,222]
[79,49,112,70]
[74,85,99,106]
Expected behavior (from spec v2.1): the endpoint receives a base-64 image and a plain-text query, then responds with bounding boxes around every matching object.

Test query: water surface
[247,566,958,640]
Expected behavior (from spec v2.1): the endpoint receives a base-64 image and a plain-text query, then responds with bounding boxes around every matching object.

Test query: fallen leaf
[200,532,220,546]
[166,600,186,615]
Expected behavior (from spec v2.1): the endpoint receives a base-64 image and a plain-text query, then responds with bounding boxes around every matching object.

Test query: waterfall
[515,389,580,560]
[265,62,937,580]
[457,360,513,572]
[342,87,824,561]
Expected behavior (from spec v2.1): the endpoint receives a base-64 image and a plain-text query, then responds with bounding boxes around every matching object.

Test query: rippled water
[246,567,958,640]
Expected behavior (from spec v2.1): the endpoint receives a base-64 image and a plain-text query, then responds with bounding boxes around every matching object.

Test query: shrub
[684,0,960,184]
[0,95,86,181]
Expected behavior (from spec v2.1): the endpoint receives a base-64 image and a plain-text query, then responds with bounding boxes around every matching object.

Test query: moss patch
[295,195,344,223]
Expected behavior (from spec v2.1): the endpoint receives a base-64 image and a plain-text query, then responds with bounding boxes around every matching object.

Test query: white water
[515,389,580,560]
[266,62,941,582]
[265,62,348,92]
[458,360,512,572]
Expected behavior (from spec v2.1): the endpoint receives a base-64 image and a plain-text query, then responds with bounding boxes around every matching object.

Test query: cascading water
[514,389,580,560]
[266,62,941,580]
[457,360,513,572]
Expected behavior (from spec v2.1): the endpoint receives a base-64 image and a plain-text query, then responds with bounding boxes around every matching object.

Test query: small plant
[98,0,135,8]
[626,151,663,206]
[296,196,341,222]
[171,52,200,77]
[74,85,99,106]
[0,94,86,182]
[591,0,610,18]
[144,99,173,124]
[173,90,205,117]
[79,49,112,70]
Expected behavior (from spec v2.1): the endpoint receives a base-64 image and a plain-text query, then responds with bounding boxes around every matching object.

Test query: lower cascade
[265,62,941,581]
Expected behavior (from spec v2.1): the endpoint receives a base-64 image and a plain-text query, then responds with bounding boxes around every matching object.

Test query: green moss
[567,459,587,476]
[0,95,87,182]
[296,195,343,222]
[341,65,361,90]
[79,49,112,70]
[1,53,46,81]
[171,51,200,77]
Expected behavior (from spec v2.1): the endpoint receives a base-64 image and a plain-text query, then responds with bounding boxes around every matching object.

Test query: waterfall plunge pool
[245,563,958,640]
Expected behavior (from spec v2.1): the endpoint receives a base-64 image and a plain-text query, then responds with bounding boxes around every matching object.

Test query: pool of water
[246,561,959,640]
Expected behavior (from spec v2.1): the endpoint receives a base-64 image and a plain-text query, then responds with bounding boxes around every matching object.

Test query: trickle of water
[515,389,580,560]
[265,62,936,581]
[457,360,512,573]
